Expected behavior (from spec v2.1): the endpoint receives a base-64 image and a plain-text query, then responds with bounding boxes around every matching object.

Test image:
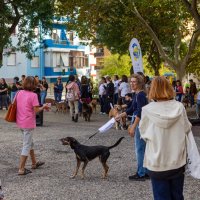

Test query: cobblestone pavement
[0,108,200,200]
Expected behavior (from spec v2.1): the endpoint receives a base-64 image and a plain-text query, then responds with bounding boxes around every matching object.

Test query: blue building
[0,21,90,84]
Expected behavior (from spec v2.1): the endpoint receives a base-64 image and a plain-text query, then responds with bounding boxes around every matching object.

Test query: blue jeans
[196,100,200,118]
[11,91,17,102]
[151,174,184,200]
[190,94,195,107]
[99,95,106,113]
[0,94,8,109]
[134,125,146,177]
[40,91,47,105]
[176,94,182,102]
[54,92,62,102]
[113,93,118,104]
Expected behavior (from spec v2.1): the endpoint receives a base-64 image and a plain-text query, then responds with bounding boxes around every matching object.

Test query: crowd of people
[1,74,199,118]
[0,73,199,200]
[0,75,49,109]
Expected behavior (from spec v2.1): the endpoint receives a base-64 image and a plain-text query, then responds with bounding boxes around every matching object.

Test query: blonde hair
[131,74,145,91]
[148,76,175,101]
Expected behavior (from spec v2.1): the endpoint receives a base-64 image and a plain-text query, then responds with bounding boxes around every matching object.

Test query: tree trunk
[0,50,2,67]
[154,68,160,76]
[175,64,186,81]
[130,66,134,75]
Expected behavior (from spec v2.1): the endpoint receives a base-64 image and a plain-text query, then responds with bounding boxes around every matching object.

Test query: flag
[98,117,116,133]
[129,38,143,73]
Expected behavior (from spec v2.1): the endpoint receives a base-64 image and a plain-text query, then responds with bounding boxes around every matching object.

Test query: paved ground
[0,107,200,200]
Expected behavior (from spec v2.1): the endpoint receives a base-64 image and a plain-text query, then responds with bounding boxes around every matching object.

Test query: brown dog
[45,98,56,106]
[82,102,92,121]
[60,136,124,179]
[90,99,97,113]
[55,101,67,113]
[109,106,126,130]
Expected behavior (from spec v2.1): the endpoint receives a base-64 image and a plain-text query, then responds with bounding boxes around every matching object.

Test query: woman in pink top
[66,75,80,122]
[16,76,49,175]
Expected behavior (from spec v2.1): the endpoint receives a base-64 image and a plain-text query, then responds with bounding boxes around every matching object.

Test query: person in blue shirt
[116,74,148,181]
[53,77,63,102]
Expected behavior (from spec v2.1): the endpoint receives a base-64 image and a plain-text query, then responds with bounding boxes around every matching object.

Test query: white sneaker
[99,112,103,114]
[102,112,106,115]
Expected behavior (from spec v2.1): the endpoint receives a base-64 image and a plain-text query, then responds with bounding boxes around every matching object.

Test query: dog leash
[88,131,99,139]
[81,131,100,144]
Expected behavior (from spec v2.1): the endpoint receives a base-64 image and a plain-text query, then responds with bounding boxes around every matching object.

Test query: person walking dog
[115,74,148,181]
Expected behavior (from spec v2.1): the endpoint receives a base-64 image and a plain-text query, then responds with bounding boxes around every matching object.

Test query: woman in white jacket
[139,76,191,200]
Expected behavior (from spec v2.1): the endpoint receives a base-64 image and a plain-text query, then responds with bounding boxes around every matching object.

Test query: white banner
[98,117,115,133]
[129,38,143,73]
[186,131,200,179]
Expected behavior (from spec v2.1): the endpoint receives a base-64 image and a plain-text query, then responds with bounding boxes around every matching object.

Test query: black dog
[82,102,92,121]
[60,137,124,179]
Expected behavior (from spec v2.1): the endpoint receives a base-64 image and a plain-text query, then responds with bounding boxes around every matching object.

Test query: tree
[146,41,162,76]
[0,0,55,66]
[100,54,131,77]
[186,40,200,77]
[100,53,158,78]
[57,0,200,80]
[123,0,200,80]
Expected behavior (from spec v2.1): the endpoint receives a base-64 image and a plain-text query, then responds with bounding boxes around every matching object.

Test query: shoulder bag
[4,91,19,122]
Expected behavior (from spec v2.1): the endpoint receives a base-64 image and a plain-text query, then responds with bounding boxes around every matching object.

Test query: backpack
[66,84,77,101]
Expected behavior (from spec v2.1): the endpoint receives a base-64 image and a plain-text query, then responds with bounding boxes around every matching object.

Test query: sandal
[18,168,32,175]
[32,161,45,169]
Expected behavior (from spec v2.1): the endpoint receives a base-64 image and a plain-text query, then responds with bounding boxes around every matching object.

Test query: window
[7,53,16,66]
[68,51,85,68]
[69,56,73,67]
[61,53,69,67]
[85,56,89,66]
[97,48,104,53]
[52,53,61,67]
[68,31,73,42]
[52,52,70,67]
[31,56,39,68]
[52,29,59,43]
[45,52,51,67]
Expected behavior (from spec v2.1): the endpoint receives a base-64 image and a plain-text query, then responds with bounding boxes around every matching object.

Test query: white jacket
[139,100,191,172]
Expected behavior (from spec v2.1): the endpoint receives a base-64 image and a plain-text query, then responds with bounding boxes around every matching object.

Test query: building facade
[0,20,96,83]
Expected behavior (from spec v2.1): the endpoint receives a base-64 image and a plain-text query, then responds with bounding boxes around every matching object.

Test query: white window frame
[61,53,69,67]
[7,53,16,66]
[31,56,39,68]
[45,52,51,67]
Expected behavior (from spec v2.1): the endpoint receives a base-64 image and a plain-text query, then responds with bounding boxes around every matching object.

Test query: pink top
[66,82,80,100]
[16,90,39,129]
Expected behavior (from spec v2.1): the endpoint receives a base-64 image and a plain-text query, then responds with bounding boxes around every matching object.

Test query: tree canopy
[0,0,55,66]
[57,0,200,80]
[100,54,131,77]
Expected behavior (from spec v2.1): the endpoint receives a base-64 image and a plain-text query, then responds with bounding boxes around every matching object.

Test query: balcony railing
[94,52,104,57]
[95,65,104,70]
[52,39,71,45]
